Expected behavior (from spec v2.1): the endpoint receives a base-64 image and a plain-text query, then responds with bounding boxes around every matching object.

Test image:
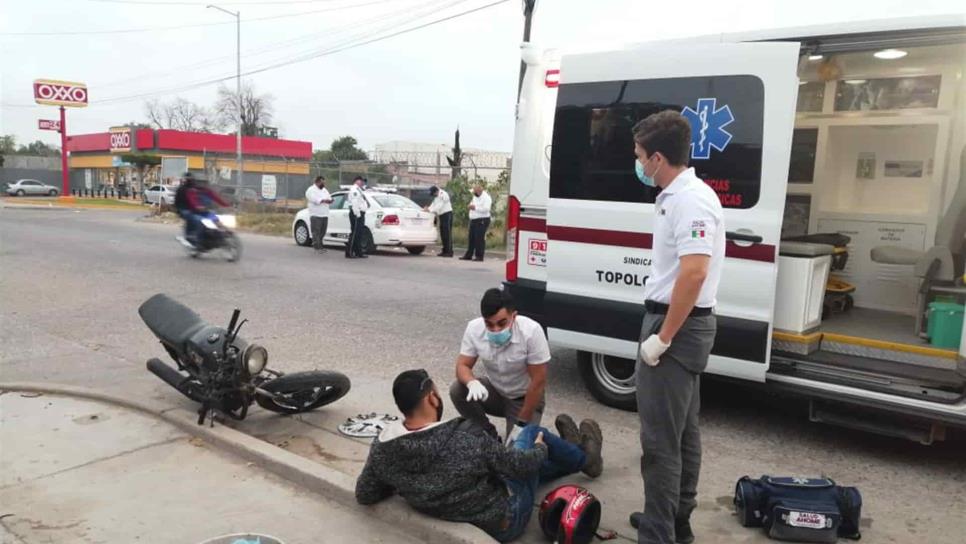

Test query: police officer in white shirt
[305,175,333,253]
[424,185,453,257]
[345,176,370,259]
[627,111,725,544]
[459,184,492,261]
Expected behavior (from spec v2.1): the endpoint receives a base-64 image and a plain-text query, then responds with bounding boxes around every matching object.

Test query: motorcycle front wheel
[255,371,350,414]
[224,234,242,262]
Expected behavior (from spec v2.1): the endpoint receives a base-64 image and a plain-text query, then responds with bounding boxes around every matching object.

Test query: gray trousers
[449,377,545,437]
[636,312,716,544]
[310,216,328,251]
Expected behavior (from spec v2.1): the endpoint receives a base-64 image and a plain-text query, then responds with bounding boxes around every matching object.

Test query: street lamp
[207,4,243,197]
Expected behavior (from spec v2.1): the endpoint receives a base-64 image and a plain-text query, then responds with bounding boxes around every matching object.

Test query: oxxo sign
[33,79,88,107]
[110,127,132,152]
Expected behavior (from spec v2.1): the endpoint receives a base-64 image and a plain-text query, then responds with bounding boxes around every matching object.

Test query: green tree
[446,127,463,180]
[1,135,16,154]
[312,149,335,163]
[330,136,368,161]
[17,140,60,156]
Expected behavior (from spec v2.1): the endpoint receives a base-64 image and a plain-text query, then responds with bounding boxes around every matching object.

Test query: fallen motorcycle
[139,293,350,424]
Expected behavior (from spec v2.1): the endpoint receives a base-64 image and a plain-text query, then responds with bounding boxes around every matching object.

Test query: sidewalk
[0,392,422,544]
[0,196,147,211]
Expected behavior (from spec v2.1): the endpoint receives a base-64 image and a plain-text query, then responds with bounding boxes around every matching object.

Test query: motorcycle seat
[138,294,208,347]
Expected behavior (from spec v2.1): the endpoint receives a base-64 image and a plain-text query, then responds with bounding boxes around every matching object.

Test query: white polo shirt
[459,315,550,399]
[305,185,331,217]
[643,167,725,308]
[348,185,370,215]
[468,190,492,220]
[428,189,453,215]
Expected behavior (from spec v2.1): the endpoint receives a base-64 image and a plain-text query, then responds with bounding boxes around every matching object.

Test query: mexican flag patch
[690,219,707,239]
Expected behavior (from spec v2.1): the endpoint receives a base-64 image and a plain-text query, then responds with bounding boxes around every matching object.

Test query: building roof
[67,128,312,160]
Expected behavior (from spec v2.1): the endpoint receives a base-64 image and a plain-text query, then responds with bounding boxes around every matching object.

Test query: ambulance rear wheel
[578,350,637,412]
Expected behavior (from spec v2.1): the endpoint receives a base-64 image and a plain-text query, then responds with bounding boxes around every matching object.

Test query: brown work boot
[554,414,580,445]
[579,419,603,478]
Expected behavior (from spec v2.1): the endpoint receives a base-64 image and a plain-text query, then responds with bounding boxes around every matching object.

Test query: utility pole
[207,4,243,198]
[517,0,538,100]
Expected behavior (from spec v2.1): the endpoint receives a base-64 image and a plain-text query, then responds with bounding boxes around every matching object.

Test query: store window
[796,82,825,112]
[550,75,765,209]
[835,75,941,112]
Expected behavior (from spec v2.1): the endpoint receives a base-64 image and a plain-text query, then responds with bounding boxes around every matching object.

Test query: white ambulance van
[504,16,966,443]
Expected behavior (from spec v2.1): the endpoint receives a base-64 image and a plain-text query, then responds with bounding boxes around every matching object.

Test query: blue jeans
[181,210,202,243]
[492,425,586,542]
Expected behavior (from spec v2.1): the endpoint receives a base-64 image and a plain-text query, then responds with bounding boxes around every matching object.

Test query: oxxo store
[66,127,312,199]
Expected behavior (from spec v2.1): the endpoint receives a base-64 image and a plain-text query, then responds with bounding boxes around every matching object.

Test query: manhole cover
[338,412,398,438]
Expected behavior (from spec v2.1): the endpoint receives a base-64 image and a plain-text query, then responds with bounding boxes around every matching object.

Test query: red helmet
[538,485,602,544]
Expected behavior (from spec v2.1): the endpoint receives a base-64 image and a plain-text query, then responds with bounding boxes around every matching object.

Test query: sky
[1,0,963,153]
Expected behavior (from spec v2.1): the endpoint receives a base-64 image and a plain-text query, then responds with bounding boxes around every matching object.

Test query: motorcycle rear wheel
[255,371,350,414]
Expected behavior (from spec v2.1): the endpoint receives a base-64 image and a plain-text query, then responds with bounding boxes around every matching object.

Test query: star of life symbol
[681,98,734,160]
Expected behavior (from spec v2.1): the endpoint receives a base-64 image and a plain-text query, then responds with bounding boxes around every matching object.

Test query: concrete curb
[0,382,494,544]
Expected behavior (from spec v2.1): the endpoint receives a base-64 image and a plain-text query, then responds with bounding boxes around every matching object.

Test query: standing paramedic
[627,110,724,544]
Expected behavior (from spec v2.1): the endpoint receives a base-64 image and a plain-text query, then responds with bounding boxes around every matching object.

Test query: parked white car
[5,179,59,196]
[144,185,178,205]
[292,190,437,254]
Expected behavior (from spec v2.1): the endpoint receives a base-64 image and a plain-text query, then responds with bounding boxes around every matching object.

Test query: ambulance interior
[772,39,966,411]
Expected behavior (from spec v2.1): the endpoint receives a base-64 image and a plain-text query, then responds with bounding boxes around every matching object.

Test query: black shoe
[628,513,694,544]
[578,419,603,478]
[472,257,484,262]
[437,253,453,257]
[459,256,473,261]
[345,254,355,259]
[554,414,580,445]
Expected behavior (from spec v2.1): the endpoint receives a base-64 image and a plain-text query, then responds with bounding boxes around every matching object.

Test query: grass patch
[237,212,293,237]
[452,220,506,251]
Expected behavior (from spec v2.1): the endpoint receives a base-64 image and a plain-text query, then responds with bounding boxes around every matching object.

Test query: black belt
[645,300,713,317]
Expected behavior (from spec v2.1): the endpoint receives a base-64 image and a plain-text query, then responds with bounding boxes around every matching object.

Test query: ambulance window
[550,75,764,209]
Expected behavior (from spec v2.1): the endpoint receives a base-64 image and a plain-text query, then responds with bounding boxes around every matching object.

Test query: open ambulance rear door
[540,42,801,407]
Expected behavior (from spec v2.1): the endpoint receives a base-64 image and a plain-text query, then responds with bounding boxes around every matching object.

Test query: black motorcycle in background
[139,294,350,424]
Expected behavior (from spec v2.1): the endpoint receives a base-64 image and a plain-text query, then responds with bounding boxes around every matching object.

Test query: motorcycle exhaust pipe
[146,358,205,402]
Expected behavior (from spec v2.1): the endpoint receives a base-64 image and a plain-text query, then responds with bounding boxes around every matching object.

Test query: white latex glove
[465,380,489,402]
[639,334,671,367]
[505,422,526,446]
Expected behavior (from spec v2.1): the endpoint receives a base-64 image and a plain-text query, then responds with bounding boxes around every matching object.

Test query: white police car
[292,189,437,255]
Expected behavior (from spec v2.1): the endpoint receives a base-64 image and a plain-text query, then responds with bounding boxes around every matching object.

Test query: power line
[1,0,397,36]
[87,0,355,5]
[94,0,502,105]
[89,0,447,88]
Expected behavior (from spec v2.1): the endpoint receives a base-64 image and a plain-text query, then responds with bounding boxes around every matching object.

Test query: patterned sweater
[355,417,547,537]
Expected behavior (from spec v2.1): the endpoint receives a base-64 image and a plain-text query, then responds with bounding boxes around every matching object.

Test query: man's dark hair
[392,369,433,416]
[480,288,515,319]
[315,175,325,183]
[632,110,692,167]
[353,176,364,182]
[429,186,439,196]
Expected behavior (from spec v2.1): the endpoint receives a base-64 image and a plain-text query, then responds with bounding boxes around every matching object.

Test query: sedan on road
[143,185,178,205]
[5,179,59,197]
[292,190,437,255]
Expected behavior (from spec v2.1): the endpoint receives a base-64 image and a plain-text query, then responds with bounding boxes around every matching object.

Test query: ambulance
[503,16,966,443]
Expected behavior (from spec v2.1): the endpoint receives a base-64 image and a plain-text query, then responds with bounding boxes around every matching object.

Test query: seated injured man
[355,369,604,542]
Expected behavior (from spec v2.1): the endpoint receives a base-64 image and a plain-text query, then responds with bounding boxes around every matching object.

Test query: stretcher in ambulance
[503,16,966,443]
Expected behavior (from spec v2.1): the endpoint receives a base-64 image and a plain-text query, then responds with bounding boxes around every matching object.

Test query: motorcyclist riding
[176,174,229,247]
